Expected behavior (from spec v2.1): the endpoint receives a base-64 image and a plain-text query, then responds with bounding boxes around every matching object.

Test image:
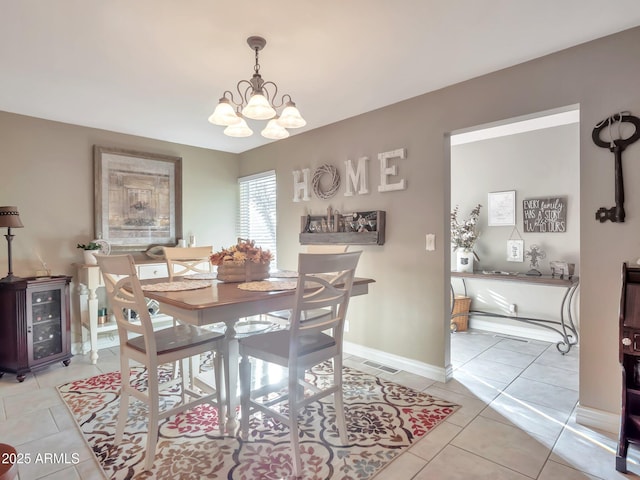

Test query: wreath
[312,164,340,199]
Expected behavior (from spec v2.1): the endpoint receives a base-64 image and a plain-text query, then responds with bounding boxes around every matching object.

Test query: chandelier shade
[224,117,253,137]
[208,98,241,126]
[209,36,305,140]
[261,117,290,140]
[242,92,276,120]
[277,101,307,129]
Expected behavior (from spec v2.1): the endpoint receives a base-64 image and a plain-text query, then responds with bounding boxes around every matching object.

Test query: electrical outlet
[344,320,350,332]
[509,304,517,315]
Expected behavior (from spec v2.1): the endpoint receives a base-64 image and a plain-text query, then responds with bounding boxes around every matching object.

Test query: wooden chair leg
[144,365,160,471]
[289,373,303,478]
[239,355,251,440]
[180,358,190,402]
[115,357,130,443]
[333,356,348,444]
[214,352,226,436]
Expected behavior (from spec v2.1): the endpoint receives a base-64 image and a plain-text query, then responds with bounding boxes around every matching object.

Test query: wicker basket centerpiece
[211,239,272,283]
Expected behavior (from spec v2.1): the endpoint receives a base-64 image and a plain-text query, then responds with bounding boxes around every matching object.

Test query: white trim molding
[344,341,451,383]
[575,403,619,434]
[469,317,563,345]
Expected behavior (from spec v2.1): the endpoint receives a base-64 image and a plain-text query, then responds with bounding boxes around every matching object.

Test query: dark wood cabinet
[617,263,640,472]
[0,276,72,382]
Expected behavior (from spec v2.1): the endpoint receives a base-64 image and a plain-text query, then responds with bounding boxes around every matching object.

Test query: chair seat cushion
[240,330,336,358]
[127,324,224,355]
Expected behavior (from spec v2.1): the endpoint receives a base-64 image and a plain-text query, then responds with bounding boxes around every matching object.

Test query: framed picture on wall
[488,190,516,226]
[94,145,183,252]
[522,196,567,233]
[507,239,524,262]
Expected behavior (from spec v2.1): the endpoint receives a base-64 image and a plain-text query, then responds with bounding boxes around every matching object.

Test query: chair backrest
[289,251,362,358]
[95,254,157,353]
[163,246,213,280]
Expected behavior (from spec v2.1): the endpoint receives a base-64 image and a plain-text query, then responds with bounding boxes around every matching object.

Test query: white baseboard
[575,403,619,434]
[344,341,451,383]
[470,317,567,344]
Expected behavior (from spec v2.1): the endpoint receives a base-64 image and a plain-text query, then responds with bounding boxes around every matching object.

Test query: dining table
[140,274,375,434]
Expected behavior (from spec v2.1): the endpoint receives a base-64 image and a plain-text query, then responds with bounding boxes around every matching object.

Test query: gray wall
[239,27,640,421]
[0,112,240,346]
[451,122,580,338]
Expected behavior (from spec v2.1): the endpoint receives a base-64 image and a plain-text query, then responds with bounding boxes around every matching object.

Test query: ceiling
[1,1,640,154]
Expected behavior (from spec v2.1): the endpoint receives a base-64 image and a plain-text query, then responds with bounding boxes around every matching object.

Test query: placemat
[269,270,298,278]
[141,280,211,292]
[237,280,297,291]
[183,273,217,280]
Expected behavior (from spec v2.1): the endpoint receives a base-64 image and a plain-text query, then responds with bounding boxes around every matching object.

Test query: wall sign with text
[523,196,567,233]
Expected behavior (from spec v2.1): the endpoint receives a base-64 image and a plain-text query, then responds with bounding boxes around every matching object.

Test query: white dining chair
[238,251,362,478]
[96,254,226,471]
[265,244,350,325]
[163,245,213,280]
[164,245,217,378]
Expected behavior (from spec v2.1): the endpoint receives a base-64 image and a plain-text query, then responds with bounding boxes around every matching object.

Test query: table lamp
[0,206,24,283]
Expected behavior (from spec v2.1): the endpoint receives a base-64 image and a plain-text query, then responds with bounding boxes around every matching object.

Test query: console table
[451,271,580,354]
[76,259,173,364]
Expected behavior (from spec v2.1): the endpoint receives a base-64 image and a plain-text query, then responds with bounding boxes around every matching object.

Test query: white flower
[451,204,481,251]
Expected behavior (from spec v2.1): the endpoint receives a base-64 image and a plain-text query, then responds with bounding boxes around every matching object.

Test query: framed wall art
[523,196,567,233]
[94,145,182,252]
[488,190,516,226]
[507,239,524,262]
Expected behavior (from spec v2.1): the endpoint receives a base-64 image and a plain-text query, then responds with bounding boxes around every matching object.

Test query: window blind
[238,170,277,265]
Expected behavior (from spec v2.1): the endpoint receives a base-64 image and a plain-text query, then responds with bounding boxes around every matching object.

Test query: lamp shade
[224,118,254,137]
[209,99,241,126]
[242,92,276,120]
[0,206,23,228]
[278,101,306,128]
[261,118,290,140]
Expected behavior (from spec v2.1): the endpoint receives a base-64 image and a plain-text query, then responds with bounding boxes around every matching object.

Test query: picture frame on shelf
[94,145,182,253]
[488,190,516,226]
[507,239,524,262]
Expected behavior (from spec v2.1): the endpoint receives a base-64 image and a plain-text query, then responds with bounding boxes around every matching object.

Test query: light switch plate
[426,234,436,251]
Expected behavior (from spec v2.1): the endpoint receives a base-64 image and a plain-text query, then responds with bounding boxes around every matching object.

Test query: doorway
[449,105,580,349]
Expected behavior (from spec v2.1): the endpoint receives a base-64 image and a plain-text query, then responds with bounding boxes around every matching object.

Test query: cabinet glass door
[31,289,63,360]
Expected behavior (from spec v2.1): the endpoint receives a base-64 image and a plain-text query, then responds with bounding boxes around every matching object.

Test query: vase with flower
[451,204,482,272]
[210,239,272,282]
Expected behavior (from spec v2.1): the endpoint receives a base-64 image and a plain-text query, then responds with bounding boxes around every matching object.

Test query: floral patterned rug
[58,362,458,479]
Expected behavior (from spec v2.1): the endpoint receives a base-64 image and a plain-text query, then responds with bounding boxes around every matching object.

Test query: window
[238,170,277,265]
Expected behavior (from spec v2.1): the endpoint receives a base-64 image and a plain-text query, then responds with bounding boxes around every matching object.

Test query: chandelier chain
[254,46,260,75]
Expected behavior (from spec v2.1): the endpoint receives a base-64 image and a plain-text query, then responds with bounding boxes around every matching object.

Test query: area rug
[58,363,458,479]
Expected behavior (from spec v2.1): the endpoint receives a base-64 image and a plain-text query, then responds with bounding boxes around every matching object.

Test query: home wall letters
[292,148,407,202]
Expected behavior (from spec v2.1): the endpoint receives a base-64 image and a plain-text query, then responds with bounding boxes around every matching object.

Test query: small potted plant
[451,204,482,272]
[77,242,101,265]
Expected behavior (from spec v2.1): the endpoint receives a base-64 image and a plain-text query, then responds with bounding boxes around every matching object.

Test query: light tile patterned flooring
[0,329,638,479]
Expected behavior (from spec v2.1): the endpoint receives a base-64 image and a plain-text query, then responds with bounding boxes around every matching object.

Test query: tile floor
[0,330,637,479]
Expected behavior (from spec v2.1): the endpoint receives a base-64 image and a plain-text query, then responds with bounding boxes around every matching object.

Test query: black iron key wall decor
[592,112,640,223]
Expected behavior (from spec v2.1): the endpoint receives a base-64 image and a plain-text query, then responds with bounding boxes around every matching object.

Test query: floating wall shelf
[299,210,385,246]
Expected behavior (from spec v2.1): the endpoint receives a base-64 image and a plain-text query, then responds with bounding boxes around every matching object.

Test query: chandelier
[208,36,306,140]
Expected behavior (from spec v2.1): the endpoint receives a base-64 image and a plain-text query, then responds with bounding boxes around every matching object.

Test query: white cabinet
[137,264,169,279]
[76,260,172,364]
